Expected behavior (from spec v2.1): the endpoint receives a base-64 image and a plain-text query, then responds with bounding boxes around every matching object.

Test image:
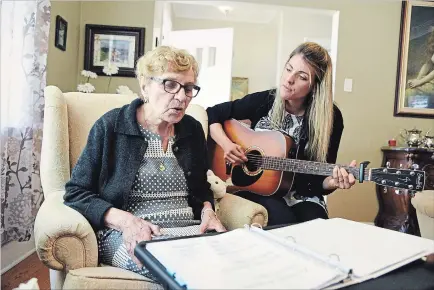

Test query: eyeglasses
[149,77,201,98]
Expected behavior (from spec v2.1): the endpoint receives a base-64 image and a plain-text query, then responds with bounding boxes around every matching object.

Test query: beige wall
[277,9,334,83]
[240,0,433,222]
[47,1,81,92]
[172,17,278,95]
[77,1,155,94]
[47,1,154,94]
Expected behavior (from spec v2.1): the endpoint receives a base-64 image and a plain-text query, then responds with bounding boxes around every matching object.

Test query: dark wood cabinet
[374,147,434,236]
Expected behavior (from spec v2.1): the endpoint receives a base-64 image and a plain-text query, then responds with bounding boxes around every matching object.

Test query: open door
[163,28,234,109]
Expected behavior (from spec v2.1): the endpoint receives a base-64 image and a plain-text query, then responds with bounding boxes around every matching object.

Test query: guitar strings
[238,154,361,176]
[242,154,359,172]
[226,122,415,184]
[242,154,356,170]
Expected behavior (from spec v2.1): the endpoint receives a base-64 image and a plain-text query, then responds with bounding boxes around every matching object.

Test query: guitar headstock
[369,167,425,191]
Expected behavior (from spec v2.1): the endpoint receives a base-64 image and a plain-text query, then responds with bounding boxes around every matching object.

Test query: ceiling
[169,1,336,24]
[170,1,280,24]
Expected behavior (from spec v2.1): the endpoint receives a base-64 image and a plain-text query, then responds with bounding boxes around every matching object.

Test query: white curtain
[0,0,50,245]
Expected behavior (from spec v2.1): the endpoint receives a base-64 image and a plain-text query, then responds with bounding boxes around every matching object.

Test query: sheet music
[146,228,348,289]
[268,218,434,279]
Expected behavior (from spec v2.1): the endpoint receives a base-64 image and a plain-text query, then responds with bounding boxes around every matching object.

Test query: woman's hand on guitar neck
[222,141,248,165]
[323,160,357,190]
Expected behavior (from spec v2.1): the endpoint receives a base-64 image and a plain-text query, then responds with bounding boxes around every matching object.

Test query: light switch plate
[344,78,353,92]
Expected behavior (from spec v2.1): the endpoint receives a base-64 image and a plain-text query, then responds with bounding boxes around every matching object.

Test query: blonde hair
[135,46,199,88]
[269,42,334,162]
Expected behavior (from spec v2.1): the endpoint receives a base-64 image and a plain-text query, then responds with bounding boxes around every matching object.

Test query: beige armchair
[411,190,434,240]
[34,86,268,290]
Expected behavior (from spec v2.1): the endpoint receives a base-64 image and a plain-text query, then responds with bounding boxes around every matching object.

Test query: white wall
[274,11,284,86]
[153,1,164,49]
[161,2,173,46]
[167,28,234,108]
[172,17,278,95]
[276,8,334,81]
[172,7,334,95]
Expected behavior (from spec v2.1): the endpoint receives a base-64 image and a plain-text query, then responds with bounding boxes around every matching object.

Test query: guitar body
[209,119,296,196]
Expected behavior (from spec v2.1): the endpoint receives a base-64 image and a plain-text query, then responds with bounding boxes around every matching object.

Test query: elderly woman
[64,46,225,278]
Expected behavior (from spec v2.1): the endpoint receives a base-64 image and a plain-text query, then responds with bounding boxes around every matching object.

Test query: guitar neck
[260,156,368,181]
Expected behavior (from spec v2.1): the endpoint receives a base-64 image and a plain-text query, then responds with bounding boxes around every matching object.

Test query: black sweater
[206,89,344,198]
[64,98,214,231]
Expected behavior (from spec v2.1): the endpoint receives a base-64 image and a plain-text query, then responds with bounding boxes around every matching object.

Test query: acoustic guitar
[209,119,426,196]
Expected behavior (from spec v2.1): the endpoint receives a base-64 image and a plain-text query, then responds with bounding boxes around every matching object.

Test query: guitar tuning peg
[399,164,403,169]
[412,164,419,170]
[386,162,391,168]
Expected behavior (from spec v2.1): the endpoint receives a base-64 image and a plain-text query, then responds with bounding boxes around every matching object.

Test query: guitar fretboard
[248,154,368,180]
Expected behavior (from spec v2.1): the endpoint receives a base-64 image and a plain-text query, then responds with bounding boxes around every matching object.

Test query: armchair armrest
[412,190,434,218]
[34,190,98,271]
[216,193,268,230]
[411,190,434,240]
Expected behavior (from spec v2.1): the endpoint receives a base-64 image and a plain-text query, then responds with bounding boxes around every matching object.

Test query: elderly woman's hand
[119,215,161,266]
[199,208,226,234]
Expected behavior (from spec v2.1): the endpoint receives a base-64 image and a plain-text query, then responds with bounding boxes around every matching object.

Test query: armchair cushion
[411,190,434,240]
[412,190,434,218]
[64,91,136,169]
[63,267,161,290]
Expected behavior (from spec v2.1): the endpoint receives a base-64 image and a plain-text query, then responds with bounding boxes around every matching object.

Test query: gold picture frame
[231,77,249,101]
[394,1,434,118]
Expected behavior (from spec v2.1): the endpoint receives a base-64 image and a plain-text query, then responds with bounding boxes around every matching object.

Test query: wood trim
[1,248,36,275]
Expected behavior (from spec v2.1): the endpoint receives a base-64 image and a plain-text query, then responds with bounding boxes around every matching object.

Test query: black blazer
[64,98,214,231]
[206,89,344,198]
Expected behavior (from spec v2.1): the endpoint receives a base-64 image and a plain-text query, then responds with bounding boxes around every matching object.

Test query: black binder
[133,221,434,290]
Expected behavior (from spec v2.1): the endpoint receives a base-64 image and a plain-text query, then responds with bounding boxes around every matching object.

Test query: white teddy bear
[207,169,227,199]
[206,170,228,214]
[14,278,39,290]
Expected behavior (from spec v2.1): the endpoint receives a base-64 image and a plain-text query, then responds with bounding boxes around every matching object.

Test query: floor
[1,252,50,290]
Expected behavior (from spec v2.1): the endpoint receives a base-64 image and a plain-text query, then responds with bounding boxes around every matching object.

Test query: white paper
[268,218,434,278]
[147,228,347,289]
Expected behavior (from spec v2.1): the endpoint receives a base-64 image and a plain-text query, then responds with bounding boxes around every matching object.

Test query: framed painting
[84,24,145,78]
[394,1,434,118]
[55,15,67,51]
[231,77,249,101]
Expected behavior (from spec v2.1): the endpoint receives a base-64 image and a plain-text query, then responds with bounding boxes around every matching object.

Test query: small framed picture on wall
[55,15,68,51]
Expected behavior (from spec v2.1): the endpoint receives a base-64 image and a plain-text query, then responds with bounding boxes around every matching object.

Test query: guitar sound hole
[245,150,262,173]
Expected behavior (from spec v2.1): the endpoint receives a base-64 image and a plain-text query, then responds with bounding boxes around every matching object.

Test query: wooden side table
[374,146,434,236]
